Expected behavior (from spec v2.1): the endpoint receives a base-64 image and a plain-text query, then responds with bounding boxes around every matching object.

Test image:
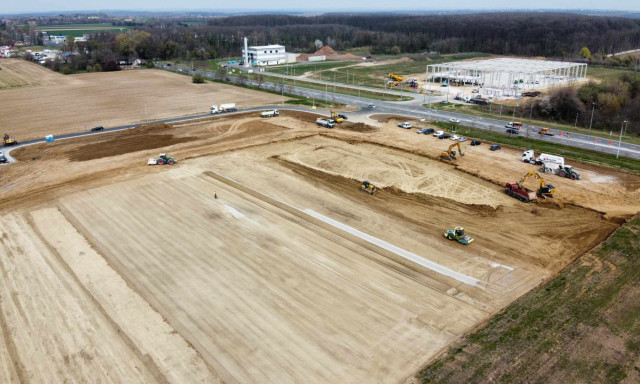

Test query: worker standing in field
[214,192,218,199]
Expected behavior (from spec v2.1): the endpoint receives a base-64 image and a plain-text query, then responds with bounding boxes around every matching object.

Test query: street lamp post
[617,120,628,159]
[589,102,595,135]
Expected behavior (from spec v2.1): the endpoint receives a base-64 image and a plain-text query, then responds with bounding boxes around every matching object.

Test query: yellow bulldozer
[440,142,464,161]
[361,180,377,195]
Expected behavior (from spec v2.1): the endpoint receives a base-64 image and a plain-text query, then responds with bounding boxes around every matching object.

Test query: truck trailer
[210,103,238,114]
[316,118,335,128]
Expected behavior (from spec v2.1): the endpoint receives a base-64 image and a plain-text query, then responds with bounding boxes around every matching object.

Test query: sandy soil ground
[0,61,285,141]
[0,108,638,384]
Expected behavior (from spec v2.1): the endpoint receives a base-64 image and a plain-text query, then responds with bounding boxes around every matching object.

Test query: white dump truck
[316,118,335,128]
[522,150,564,166]
[210,103,237,114]
[261,109,279,118]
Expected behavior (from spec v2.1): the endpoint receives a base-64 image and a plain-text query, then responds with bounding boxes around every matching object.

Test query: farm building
[426,58,587,95]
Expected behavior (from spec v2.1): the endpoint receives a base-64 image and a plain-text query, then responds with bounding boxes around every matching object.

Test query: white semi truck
[522,150,564,166]
[210,103,237,114]
[260,109,279,118]
[316,118,335,128]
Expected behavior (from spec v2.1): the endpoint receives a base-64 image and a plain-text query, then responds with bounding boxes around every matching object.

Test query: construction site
[1,63,640,384]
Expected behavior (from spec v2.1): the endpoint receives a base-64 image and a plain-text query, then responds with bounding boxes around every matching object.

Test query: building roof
[248,45,285,50]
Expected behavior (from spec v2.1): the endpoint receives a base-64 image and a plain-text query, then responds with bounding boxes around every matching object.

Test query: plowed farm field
[0,105,638,384]
[0,60,285,141]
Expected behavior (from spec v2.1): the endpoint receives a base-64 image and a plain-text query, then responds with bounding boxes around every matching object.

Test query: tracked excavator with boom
[505,170,556,202]
[330,110,344,123]
[440,142,464,161]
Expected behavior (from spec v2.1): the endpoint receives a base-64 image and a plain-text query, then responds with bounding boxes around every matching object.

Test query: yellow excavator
[361,180,377,195]
[330,110,344,123]
[440,142,464,161]
[518,170,556,198]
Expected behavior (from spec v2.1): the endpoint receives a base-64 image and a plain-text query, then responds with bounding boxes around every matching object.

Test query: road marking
[303,209,482,287]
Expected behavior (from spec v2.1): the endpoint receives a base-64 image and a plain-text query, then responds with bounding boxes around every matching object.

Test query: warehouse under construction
[426,58,587,98]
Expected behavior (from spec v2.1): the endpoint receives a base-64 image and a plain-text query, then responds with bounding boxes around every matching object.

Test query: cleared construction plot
[0,60,285,140]
[0,108,638,384]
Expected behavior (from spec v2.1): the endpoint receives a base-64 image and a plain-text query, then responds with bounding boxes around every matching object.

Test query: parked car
[472,88,480,93]
[418,128,435,135]
[471,140,482,146]
[450,135,460,141]
[458,137,468,142]
[398,122,412,129]
[433,130,444,137]
[91,126,104,132]
[367,104,376,109]
[440,100,449,104]
[439,133,452,139]
[417,128,428,134]
[0,152,7,164]
[490,144,502,151]
[449,118,461,123]
[506,128,520,134]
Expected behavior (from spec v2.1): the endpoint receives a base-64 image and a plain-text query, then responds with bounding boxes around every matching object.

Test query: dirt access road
[0,60,285,141]
[0,109,638,384]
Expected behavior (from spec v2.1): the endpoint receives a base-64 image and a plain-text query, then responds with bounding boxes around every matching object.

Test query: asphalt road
[3,65,639,164]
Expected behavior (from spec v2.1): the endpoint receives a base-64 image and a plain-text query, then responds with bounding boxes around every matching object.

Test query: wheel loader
[3,133,17,147]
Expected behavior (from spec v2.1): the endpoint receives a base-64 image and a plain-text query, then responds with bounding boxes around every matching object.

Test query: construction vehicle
[444,226,474,245]
[387,73,419,88]
[540,163,581,180]
[505,170,556,202]
[522,150,564,166]
[147,153,177,165]
[3,133,17,146]
[538,127,554,136]
[360,180,377,195]
[440,142,464,161]
[316,118,335,128]
[260,109,279,118]
[330,111,344,123]
[210,103,237,114]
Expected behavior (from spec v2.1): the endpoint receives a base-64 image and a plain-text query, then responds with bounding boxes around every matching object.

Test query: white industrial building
[242,44,287,66]
[426,58,588,96]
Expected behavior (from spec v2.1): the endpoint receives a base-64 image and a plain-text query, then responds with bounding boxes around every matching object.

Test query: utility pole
[575,113,579,127]
[500,104,503,117]
[530,103,534,120]
[589,102,595,135]
[617,120,627,159]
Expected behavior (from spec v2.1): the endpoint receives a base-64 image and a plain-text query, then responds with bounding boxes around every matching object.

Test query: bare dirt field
[1,107,639,384]
[0,60,285,141]
[0,58,62,89]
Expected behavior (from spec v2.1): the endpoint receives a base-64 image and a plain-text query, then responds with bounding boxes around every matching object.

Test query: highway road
[3,65,639,164]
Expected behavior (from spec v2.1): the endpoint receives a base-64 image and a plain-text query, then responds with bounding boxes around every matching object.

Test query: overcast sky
[2,0,640,14]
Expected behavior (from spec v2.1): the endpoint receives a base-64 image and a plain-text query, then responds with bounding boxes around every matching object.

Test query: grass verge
[418,216,640,384]
[432,122,640,173]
